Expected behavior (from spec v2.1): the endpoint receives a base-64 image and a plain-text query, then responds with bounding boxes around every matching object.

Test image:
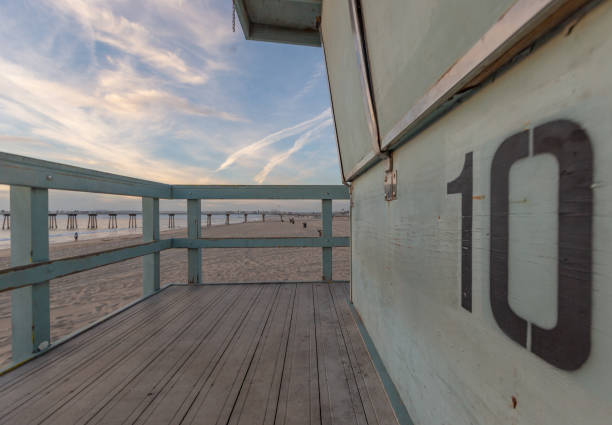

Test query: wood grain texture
[350,3,612,424]
[0,284,398,425]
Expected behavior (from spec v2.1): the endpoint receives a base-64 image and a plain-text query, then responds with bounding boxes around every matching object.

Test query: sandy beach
[0,217,349,368]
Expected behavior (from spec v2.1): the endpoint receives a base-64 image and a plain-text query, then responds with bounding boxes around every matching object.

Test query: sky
[0,0,343,211]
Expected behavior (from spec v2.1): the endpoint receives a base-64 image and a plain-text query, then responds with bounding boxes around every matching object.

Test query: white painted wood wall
[331,2,612,424]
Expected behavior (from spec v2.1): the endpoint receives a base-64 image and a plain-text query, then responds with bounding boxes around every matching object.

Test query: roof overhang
[234,0,321,47]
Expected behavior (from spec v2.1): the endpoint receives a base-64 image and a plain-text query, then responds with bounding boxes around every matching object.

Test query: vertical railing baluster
[187,199,202,284]
[142,197,160,296]
[322,198,332,282]
[10,186,50,363]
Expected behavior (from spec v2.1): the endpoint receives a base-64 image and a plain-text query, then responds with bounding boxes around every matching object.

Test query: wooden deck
[0,283,398,425]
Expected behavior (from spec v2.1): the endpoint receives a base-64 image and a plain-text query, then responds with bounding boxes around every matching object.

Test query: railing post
[142,197,160,296]
[322,199,332,281]
[187,199,202,284]
[10,186,50,363]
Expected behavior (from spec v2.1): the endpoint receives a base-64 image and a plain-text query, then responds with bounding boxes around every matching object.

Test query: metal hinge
[383,154,396,201]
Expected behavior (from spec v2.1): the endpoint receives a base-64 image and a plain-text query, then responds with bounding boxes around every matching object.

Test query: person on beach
[74,232,78,241]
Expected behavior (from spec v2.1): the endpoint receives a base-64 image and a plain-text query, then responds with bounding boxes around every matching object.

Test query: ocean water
[0,213,263,249]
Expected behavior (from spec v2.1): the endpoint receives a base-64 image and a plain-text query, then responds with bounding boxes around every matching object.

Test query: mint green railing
[0,152,349,364]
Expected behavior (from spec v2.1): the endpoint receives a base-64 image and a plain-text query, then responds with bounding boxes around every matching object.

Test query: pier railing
[0,152,350,364]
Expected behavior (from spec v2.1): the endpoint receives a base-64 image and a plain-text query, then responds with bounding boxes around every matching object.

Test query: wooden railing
[0,152,350,364]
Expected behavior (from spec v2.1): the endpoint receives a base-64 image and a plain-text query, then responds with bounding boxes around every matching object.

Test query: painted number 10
[446,120,593,370]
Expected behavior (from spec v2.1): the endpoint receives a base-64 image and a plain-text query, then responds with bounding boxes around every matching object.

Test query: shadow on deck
[0,283,398,425]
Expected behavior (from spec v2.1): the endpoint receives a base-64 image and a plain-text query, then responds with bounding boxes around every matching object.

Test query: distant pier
[66,213,78,230]
[48,213,58,229]
[0,210,349,232]
[108,213,118,229]
[87,213,98,229]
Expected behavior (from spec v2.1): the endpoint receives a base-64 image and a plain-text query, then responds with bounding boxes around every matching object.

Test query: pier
[48,213,57,230]
[167,213,175,228]
[0,210,346,232]
[1,209,348,232]
[87,213,98,229]
[108,213,118,229]
[128,213,137,228]
[66,213,78,230]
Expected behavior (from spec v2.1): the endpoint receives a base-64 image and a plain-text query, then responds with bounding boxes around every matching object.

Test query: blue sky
[0,0,342,211]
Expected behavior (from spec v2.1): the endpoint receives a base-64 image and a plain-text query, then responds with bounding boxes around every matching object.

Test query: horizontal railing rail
[171,185,350,199]
[0,151,350,366]
[0,240,171,293]
[0,235,351,293]
[0,152,171,198]
[173,236,350,249]
[0,153,348,200]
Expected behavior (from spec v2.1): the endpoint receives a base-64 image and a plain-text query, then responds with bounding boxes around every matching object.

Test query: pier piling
[48,213,57,230]
[168,213,175,228]
[87,213,98,229]
[128,213,137,228]
[108,213,118,229]
[66,213,78,230]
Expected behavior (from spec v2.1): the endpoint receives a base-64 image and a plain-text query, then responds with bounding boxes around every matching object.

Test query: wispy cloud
[217,108,331,171]
[292,61,325,101]
[46,0,222,84]
[93,58,243,122]
[0,56,238,183]
[0,135,48,146]
[254,118,332,183]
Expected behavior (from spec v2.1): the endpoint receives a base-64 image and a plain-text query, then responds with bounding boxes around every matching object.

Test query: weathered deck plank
[0,283,398,425]
[8,287,226,425]
[314,284,368,425]
[330,284,399,425]
[53,285,241,425]
[0,287,199,419]
[275,284,320,425]
[227,284,295,425]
